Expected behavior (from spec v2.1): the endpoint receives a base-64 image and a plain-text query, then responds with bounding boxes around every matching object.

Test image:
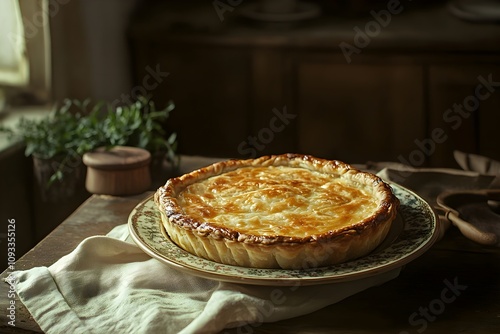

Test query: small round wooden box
[83,146,151,196]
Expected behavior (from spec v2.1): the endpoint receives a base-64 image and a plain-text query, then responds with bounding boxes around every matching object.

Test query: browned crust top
[154,154,399,245]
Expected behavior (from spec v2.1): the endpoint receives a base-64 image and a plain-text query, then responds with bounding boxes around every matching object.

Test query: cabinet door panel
[135,46,251,158]
[428,66,500,167]
[296,62,425,164]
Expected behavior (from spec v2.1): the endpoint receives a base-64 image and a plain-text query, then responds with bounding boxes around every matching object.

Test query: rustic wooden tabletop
[1,156,500,333]
[2,191,500,333]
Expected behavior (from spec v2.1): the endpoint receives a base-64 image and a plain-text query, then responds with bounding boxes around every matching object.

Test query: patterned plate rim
[128,183,439,286]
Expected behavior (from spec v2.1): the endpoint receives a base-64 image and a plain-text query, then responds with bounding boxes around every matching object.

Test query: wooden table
[1,169,500,333]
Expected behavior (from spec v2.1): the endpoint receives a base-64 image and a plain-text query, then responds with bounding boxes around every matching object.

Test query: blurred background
[1,0,500,267]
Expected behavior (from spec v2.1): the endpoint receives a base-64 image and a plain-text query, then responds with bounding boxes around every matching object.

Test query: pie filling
[178,166,379,238]
[154,154,399,269]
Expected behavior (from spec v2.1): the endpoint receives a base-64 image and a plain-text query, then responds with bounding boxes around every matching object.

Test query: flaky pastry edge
[154,154,399,269]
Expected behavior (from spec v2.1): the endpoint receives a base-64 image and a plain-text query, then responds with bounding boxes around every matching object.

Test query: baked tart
[154,154,399,269]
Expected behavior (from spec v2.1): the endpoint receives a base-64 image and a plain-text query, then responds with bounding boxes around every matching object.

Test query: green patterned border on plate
[128,183,438,286]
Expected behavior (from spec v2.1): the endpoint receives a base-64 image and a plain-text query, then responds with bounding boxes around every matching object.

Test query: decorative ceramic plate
[128,183,438,286]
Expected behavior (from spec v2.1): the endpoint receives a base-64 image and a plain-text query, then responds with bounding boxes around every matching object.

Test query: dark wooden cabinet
[428,64,500,166]
[135,46,253,157]
[129,1,500,167]
[294,55,425,163]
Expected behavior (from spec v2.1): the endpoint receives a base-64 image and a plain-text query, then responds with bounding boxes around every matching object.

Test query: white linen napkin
[10,224,400,334]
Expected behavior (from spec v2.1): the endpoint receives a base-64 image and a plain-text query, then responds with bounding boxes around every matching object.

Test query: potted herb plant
[1,96,177,202]
[100,96,178,171]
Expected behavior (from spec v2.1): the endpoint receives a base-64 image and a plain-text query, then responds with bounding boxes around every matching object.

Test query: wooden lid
[83,146,151,170]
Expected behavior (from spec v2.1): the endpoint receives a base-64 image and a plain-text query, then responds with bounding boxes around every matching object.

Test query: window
[0,0,28,87]
[0,0,51,112]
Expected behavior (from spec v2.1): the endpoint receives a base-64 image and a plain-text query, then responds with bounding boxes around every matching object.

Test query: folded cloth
[371,157,500,244]
[453,150,500,188]
[372,163,496,206]
[10,224,400,334]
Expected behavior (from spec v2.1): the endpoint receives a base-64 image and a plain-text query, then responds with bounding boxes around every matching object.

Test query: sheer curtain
[0,0,28,87]
[0,0,51,110]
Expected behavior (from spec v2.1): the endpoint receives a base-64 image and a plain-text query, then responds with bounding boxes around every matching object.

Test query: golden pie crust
[154,154,399,269]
